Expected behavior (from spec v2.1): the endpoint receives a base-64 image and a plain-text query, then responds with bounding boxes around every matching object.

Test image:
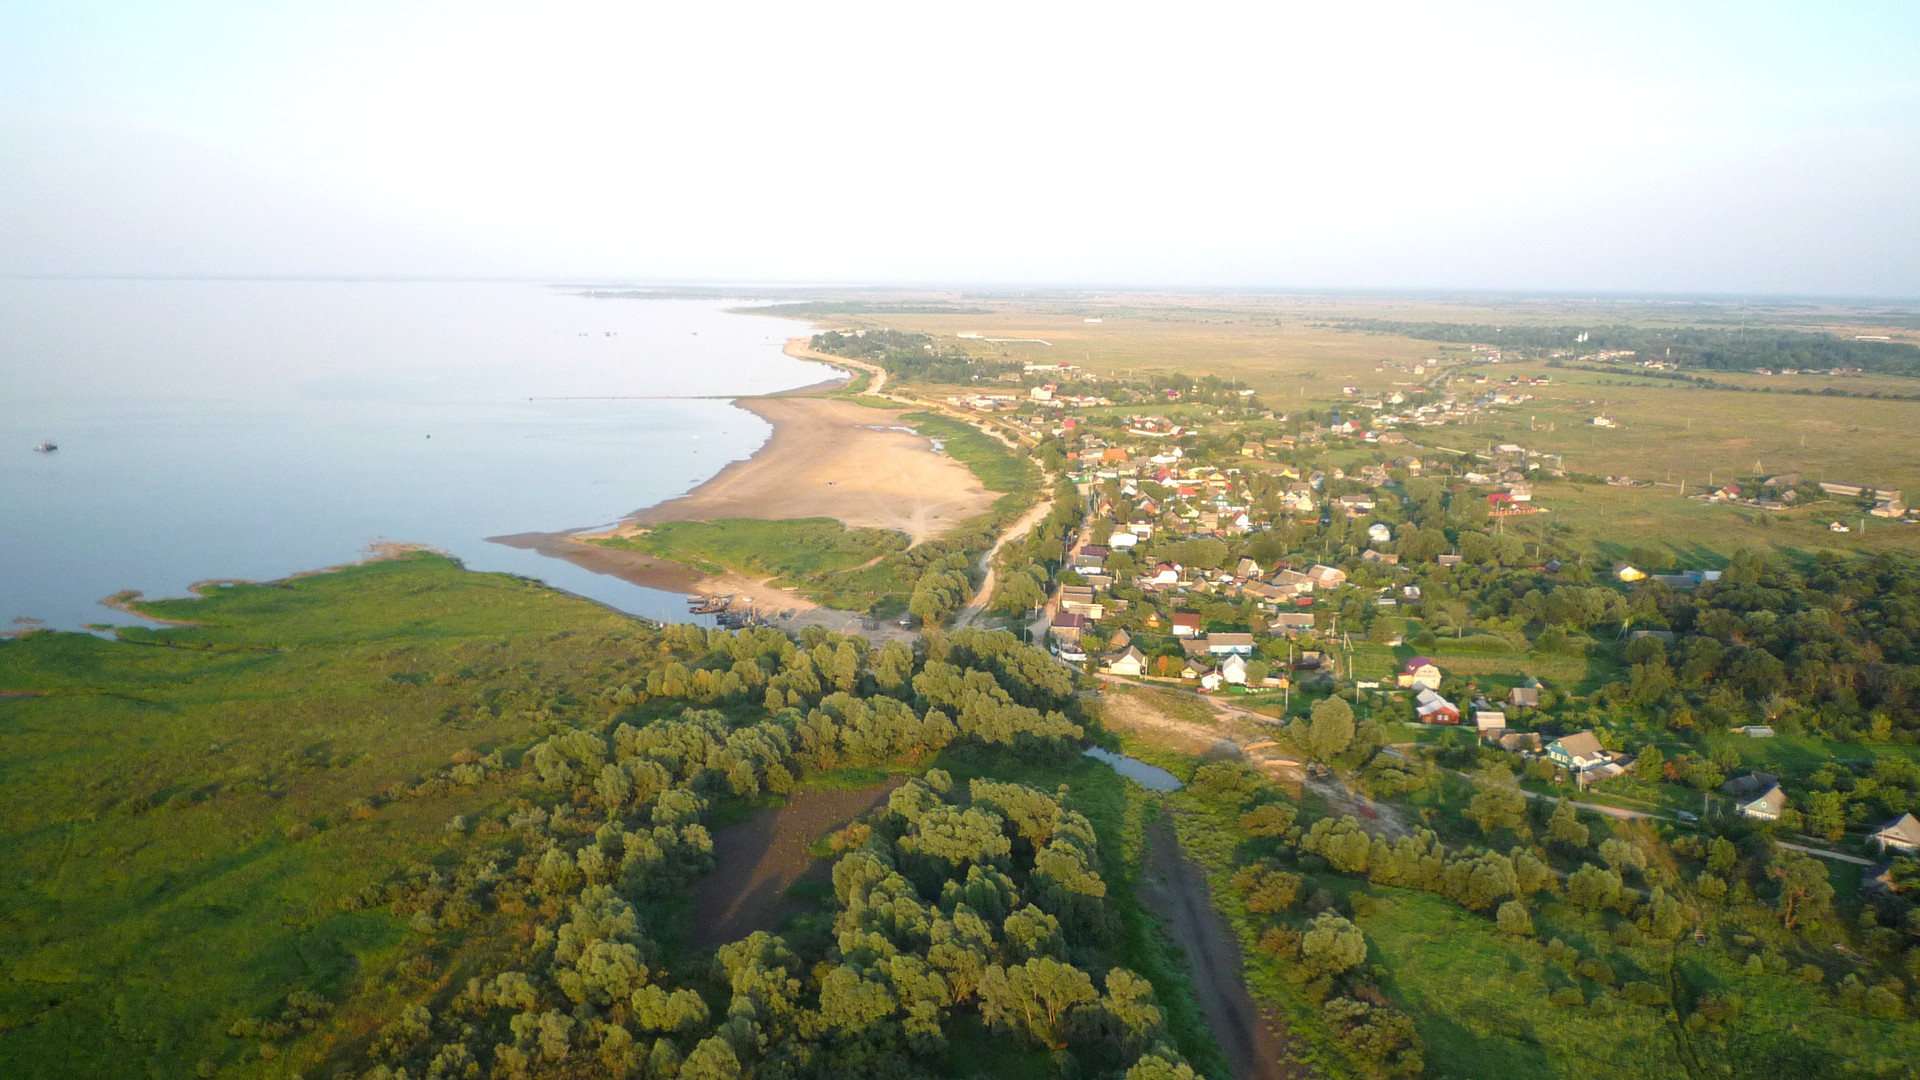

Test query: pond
[1082,747,1183,792]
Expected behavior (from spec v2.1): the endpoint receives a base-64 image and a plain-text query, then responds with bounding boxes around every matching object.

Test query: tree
[1635,744,1664,779]
[1806,791,1846,843]
[1229,863,1301,914]
[1770,849,1835,931]
[1307,696,1356,761]
[1546,799,1590,848]
[1497,901,1535,937]
[680,1036,741,1080]
[1300,913,1368,977]
[1465,766,1528,836]
[1239,803,1298,837]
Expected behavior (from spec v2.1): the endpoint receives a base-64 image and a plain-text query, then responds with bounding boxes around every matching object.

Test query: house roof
[1404,656,1440,672]
[1551,732,1605,760]
[1171,613,1202,628]
[1746,786,1788,813]
[1053,612,1089,630]
[1208,633,1255,648]
[1180,638,1212,656]
[1874,813,1920,845]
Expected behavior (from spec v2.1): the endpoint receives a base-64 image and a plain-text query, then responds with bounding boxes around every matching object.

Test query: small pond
[1082,747,1183,792]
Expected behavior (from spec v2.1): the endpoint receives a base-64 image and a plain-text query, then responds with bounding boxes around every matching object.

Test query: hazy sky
[3,1,1917,294]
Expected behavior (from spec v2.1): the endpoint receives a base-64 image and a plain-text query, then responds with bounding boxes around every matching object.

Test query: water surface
[1083,747,1184,791]
[0,280,824,630]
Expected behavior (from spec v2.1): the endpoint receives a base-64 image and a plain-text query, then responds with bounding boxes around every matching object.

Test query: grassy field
[0,554,649,1079]
[904,412,1040,494]
[1349,634,1617,694]
[1464,360,1920,497]
[594,517,908,579]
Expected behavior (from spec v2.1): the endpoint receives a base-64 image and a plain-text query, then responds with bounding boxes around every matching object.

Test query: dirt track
[1138,816,1291,1080]
[690,781,900,948]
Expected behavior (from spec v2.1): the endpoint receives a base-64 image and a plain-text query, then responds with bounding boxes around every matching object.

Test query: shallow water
[1082,746,1184,791]
[0,280,826,630]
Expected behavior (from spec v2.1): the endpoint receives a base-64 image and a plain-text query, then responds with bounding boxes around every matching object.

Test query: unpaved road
[1138,816,1291,1080]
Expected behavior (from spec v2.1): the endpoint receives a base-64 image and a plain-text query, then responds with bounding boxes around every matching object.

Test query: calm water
[1082,747,1184,791]
[0,280,829,630]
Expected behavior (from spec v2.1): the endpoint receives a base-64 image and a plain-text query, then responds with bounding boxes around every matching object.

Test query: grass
[1700,732,1920,784]
[593,517,908,579]
[902,412,1039,495]
[0,553,649,1079]
[1349,636,1616,693]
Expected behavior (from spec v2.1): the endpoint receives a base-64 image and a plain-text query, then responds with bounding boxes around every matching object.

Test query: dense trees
[290,621,1176,1080]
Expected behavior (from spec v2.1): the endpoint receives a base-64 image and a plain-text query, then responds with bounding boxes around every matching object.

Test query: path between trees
[1138,816,1293,1080]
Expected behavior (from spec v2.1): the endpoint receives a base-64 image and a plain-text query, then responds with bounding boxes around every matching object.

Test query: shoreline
[494,336,980,640]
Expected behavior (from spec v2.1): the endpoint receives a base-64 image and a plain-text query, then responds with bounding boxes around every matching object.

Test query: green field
[594,517,908,579]
[0,554,646,1078]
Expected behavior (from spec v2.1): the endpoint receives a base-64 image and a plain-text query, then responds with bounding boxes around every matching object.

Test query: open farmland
[1458,362,1920,494]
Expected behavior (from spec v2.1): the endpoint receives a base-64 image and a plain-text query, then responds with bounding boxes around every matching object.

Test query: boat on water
[32,441,57,453]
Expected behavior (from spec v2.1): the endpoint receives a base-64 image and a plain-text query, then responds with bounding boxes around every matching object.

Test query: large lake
[0,280,827,631]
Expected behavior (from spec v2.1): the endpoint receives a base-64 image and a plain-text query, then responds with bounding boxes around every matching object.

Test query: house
[1146,563,1182,586]
[1207,633,1255,656]
[1107,628,1131,651]
[1306,564,1347,588]
[1361,549,1400,565]
[1269,612,1315,634]
[1180,637,1214,658]
[1104,646,1146,677]
[1367,523,1392,545]
[1872,813,1920,855]
[1398,656,1443,690]
[1473,707,1507,732]
[1546,732,1610,772]
[1108,531,1140,548]
[1181,657,1214,680]
[1235,557,1263,578]
[1171,613,1203,637]
[1219,653,1248,685]
[1436,554,1463,567]
[1739,785,1789,821]
[1049,611,1089,644]
[1271,568,1316,593]
[1615,564,1647,583]
[1721,771,1781,798]
[1415,687,1460,724]
[1493,731,1542,752]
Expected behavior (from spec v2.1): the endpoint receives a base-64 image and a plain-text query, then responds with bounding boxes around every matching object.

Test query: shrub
[1549,987,1586,1007]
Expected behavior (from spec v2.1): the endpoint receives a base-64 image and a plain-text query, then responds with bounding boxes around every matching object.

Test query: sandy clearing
[627,397,995,545]
[691,781,902,948]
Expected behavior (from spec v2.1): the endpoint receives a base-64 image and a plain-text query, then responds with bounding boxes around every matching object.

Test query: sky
[2,1,1917,295]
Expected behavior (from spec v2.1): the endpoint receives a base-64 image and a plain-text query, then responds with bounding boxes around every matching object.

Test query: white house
[1104,647,1146,677]
[1367,523,1392,545]
[1219,653,1248,685]
[1108,531,1139,549]
[1872,813,1920,854]
[1740,785,1789,821]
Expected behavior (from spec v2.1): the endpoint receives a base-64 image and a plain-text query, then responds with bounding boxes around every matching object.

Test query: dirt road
[953,493,1056,629]
[1138,817,1291,1080]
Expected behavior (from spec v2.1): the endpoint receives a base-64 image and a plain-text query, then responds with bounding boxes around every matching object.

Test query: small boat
[33,442,57,453]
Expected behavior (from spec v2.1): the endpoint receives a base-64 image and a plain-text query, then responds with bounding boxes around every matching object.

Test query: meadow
[0,554,649,1078]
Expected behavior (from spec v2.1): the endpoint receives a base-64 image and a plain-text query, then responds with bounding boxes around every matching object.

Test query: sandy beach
[625,396,993,543]
[494,342,989,641]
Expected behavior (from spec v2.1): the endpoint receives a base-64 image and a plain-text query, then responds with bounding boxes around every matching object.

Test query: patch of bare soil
[690,781,903,948]
[1138,816,1293,1080]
